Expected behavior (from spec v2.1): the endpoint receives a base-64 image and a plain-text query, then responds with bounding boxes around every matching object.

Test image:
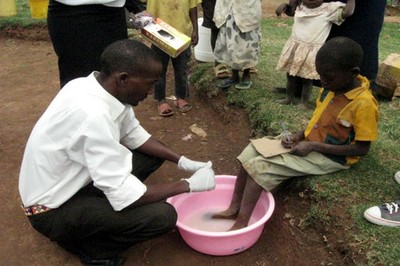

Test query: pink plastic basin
[167,175,275,256]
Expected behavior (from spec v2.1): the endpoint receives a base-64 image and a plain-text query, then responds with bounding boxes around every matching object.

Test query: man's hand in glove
[182,166,215,192]
[178,156,212,173]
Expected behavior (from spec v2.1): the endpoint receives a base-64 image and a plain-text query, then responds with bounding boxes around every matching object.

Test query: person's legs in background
[47,1,127,88]
[172,47,193,113]
[152,45,174,117]
[327,0,386,90]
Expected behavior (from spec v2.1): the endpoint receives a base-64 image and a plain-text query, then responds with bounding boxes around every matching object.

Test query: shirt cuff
[104,175,147,211]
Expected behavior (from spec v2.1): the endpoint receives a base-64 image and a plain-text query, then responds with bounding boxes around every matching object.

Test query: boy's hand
[182,165,215,192]
[281,131,304,149]
[289,141,314,156]
[178,156,212,172]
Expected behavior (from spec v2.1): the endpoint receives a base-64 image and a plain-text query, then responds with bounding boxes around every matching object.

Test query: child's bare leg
[231,69,240,82]
[242,68,250,82]
[229,175,263,231]
[212,166,248,219]
[277,74,297,104]
[298,78,312,109]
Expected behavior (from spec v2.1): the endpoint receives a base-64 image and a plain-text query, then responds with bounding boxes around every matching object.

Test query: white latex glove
[182,166,215,192]
[178,156,212,173]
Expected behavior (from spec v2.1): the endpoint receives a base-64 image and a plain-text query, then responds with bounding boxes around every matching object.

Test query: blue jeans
[152,45,191,101]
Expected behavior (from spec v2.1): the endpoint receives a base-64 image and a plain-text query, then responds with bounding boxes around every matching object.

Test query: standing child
[275,0,355,108]
[201,0,231,78]
[146,0,200,117]
[214,0,262,90]
[213,37,379,231]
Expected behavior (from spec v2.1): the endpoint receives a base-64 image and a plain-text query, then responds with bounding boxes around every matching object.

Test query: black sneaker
[364,200,400,227]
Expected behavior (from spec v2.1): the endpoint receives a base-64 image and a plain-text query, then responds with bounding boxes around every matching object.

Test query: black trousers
[152,45,191,101]
[47,0,128,88]
[28,150,177,260]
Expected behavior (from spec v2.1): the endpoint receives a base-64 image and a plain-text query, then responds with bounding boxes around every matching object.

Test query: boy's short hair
[100,39,160,77]
[316,37,363,71]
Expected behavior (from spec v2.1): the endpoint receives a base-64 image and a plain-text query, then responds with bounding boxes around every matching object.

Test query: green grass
[0,0,46,28]
[2,1,400,263]
[193,18,400,264]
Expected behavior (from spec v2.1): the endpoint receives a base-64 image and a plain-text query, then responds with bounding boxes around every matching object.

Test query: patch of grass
[193,18,400,264]
[0,0,46,28]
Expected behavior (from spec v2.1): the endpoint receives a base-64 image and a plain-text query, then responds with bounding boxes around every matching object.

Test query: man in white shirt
[19,39,215,266]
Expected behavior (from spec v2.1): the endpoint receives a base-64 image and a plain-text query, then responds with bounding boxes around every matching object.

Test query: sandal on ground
[214,64,231,78]
[235,80,252,90]
[241,67,258,74]
[249,67,258,74]
[174,98,192,113]
[158,102,174,117]
[218,78,239,89]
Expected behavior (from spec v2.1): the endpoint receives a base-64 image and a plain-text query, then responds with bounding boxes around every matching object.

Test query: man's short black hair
[316,37,364,71]
[100,39,160,77]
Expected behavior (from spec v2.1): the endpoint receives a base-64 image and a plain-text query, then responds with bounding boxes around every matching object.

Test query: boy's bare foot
[228,221,248,231]
[212,208,239,219]
[276,98,293,105]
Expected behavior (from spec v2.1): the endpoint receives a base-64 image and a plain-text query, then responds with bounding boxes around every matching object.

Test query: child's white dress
[276,2,346,80]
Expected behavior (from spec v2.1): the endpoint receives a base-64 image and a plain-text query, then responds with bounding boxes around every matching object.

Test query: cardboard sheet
[250,138,291,158]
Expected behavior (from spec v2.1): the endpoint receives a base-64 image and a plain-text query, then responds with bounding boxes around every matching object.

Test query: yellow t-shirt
[146,0,201,36]
[305,75,379,165]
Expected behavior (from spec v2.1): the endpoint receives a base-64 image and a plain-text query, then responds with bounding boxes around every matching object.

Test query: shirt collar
[343,75,370,100]
[90,71,127,120]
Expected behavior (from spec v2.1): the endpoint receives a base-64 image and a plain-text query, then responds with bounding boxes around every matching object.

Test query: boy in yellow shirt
[146,0,201,116]
[213,37,379,231]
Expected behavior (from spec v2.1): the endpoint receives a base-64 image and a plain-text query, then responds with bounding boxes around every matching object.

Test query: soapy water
[182,207,257,232]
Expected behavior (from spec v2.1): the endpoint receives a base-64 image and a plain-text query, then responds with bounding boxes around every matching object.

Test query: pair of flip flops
[218,78,239,89]
[218,78,252,90]
[158,99,192,117]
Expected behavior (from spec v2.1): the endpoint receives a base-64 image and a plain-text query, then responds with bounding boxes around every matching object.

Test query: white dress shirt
[19,72,150,211]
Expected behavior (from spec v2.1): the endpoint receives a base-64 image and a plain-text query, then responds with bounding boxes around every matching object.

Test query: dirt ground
[1,3,400,266]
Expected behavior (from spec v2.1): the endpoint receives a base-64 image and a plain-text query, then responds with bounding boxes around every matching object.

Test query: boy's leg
[172,47,191,100]
[230,175,263,230]
[152,45,170,102]
[212,166,248,219]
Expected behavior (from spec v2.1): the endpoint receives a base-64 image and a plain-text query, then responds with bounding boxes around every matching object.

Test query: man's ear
[116,72,129,86]
[351,67,360,77]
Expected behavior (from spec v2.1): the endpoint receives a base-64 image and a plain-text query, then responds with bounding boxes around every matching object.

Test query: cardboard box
[375,53,400,100]
[141,18,191,58]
